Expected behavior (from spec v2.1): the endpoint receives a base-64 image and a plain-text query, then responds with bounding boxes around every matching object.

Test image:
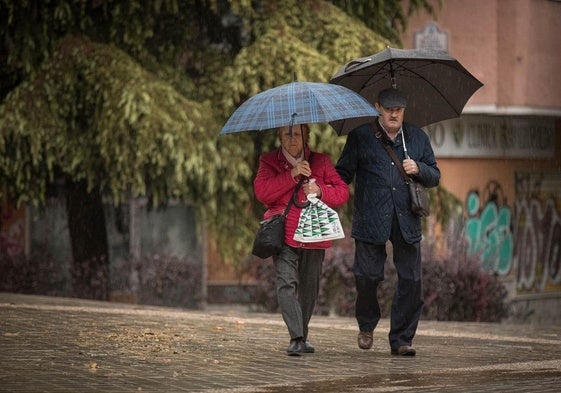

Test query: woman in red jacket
[253,123,349,356]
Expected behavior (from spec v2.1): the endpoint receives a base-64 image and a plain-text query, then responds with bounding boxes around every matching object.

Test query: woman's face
[279,124,306,158]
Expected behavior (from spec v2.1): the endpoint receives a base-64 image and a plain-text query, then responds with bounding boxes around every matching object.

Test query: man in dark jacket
[335,88,440,356]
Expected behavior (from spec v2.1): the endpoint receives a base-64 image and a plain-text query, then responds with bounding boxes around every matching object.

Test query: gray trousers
[273,245,325,340]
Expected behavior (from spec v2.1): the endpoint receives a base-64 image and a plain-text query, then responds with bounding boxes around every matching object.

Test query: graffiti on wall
[465,174,561,295]
[465,181,514,276]
[513,172,561,294]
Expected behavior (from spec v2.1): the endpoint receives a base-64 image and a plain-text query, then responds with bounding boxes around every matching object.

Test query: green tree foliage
[327,0,441,46]
[205,1,393,259]
[0,0,438,279]
[0,36,220,207]
[0,1,226,298]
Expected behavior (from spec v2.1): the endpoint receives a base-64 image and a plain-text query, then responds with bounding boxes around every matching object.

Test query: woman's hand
[303,179,321,198]
[291,161,312,178]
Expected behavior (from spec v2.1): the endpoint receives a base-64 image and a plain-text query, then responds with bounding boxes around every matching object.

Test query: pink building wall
[401,0,561,324]
[402,0,561,110]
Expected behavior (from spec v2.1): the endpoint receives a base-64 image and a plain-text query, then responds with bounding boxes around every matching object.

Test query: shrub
[0,251,204,309]
[246,237,510,322]
[0,251,71,296]
[133,254,203,309]
[244,256,278,313]
[107,253,204,308]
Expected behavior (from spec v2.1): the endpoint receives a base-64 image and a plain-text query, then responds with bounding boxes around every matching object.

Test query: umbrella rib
[288,82,298,121]
[348,64,390,93]
[353,61,472,116]
[220,81,379,135]
[329,49,482,130]
[392,61,462,115]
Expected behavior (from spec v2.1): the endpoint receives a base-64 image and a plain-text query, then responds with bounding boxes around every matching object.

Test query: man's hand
[403,158,419,176]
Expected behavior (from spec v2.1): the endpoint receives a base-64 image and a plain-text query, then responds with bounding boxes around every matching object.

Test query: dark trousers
[353,214,423,350]
[273,245,324,340]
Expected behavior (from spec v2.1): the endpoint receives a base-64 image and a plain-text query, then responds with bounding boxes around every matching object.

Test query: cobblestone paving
[0,293,560,392]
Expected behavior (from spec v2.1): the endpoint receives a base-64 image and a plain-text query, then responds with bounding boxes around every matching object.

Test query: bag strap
[373,121,412,183]
[282,179,301,216]
[286,151,314,212]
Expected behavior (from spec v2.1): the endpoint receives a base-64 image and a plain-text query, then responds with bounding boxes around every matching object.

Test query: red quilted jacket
[253,147,349,249]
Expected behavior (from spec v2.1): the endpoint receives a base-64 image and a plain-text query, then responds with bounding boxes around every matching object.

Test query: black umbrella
[329,47,483,134]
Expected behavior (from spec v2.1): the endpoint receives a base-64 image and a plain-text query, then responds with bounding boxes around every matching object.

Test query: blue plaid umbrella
[219,81,378,135]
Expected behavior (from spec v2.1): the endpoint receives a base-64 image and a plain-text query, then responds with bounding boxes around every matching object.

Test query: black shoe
[303,340,315,353]
[286,338,303,356]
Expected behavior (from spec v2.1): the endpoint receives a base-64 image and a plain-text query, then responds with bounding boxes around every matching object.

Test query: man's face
[375,103,405,133]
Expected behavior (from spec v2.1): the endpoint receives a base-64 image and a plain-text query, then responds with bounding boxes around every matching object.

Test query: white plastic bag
[293,194,345,243]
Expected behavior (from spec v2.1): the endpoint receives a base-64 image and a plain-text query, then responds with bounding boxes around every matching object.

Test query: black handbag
[251,214,287,259]
[375,123,430,217]
[251,176,307,259]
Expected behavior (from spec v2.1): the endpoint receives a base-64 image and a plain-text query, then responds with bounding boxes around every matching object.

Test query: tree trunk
[65,178,109,300]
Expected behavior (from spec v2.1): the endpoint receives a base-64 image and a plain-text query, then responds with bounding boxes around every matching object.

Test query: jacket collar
[374,119,408,146]
[276,146,311,166]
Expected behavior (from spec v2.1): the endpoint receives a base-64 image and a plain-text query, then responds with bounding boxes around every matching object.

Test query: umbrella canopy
[329,47,483,133]
[219,81,378,135]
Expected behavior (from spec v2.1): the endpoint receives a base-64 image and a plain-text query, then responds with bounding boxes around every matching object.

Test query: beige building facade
[401,0,561,324]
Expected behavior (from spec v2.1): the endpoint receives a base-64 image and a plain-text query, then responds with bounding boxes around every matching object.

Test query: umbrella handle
[344,58,371,71]
[402,131,410,159]
[292,192,310,209]
[288,112,297,137]
[291,152,314,208]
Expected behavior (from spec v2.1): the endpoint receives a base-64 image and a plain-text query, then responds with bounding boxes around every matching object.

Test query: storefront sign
[425,115,556,158]
[414,22,448,52]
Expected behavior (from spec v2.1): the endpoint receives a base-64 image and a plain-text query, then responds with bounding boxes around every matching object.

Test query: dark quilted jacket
[335,121,440,245]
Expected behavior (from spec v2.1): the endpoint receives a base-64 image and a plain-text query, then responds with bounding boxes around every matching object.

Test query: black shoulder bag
[374,124,430,217]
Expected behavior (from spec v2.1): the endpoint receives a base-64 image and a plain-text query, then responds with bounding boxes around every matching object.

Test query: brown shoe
[357,331,373,350]
[391,345,416,356]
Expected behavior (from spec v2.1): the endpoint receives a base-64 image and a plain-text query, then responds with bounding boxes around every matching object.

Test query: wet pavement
[1,292,560,392]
